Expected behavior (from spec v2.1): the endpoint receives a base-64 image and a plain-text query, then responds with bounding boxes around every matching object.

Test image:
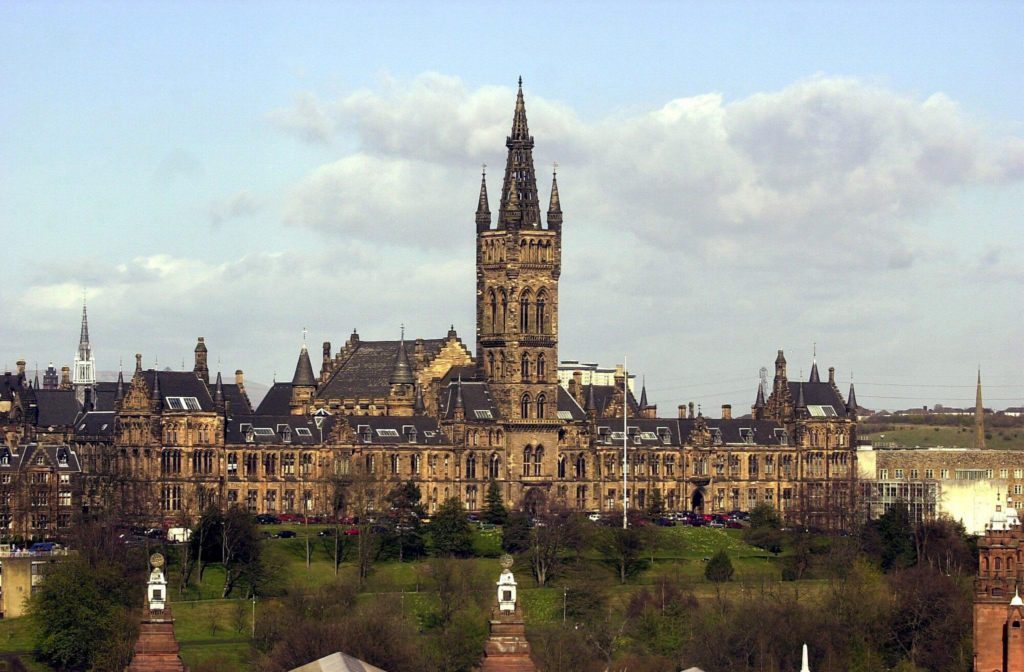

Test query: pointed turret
[214,370,224,404]
[795,382,807,412]
[975,369,986,449]
[292,343,317,388]
[584,384,596,413]
[150,370,162,402]
[476,168,492,233]
[455,378,465,410]
[755,382,765,410]
[389,331,415,386]
[638,382,648,411]
[78,301,91,360]
[846,378,858,415]
[73,298,97,405]
[809,350,820,383]
[497,78,540,230]
[115,370,125,402]
[194,337,209,383]
[546,168,562,231]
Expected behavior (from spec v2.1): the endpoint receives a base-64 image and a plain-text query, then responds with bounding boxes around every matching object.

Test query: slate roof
[317,339,446,401]
[348,416,449,445]
[439,381,500,421]
[209,382,253,414]
[0,443,81,474]
[94,382,119,411]
[592,417,788,448]
[787,382,848,418]
[557,386,587,421]
[256,382,294,415]
[138,370,216,412]
[33,389,82,427]
[586,384,640,418]
[74,411,116,437]
[226,415,332,445]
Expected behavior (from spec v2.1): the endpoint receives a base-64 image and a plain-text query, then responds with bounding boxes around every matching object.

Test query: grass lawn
[861,423,1024,449]
[179,642,250,670]
[0,617,35,652]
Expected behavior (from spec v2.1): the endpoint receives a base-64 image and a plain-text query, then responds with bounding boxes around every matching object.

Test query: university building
[0,82,859,536]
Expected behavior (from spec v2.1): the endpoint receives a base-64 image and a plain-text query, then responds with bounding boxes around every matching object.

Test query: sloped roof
[557,386,587,421]
[787,382,848,418]
[75,411,116,437]
[0,444,81,474]
[288,652,388,672]
[226,415,331,445]
[587,384,640,417]
[255,382,294,415]
[317,339,446,401]
[33,389,81,426]
[209,382,252,414]
[348,415,449,445]
[439,381,500,421]
[592,417,787,447]
[138,370,215,412]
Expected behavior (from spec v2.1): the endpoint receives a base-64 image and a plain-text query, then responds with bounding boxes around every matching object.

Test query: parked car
[343,527,360,536]
[587,512,601,522]
[273,530,297,539]
[317,528,336,537]
[726,521,744,529]
[654,518,676,527]
[255,514,280,525]
[30,542,55,553]
[708,520,726,529]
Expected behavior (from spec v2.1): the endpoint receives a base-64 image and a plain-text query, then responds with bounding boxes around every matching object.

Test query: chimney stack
[688,401,695,419]
[60,365,72,389]
[235,369,244,387]
[678,404,687,419]
[722,404,732,420]
[16,359,26,377]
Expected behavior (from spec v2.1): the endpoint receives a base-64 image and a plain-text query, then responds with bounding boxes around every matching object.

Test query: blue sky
[2,1,1022,411]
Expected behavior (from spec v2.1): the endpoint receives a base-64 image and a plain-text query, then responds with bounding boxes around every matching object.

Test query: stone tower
[475,79,562,498]
[72,299,96,406]
[975,369,986,450]
[475,79,561,420]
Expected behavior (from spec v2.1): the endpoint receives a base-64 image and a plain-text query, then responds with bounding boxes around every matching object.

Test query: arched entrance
[523,487,548,516]
[691,489,705,515]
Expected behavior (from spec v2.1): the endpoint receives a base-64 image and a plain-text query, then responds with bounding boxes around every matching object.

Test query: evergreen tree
[704,548,734,583]
[501,511,532,554]
[431,497,475,557]
[384,480,427,562]
[645,490,666,519]
[482,479,509,525]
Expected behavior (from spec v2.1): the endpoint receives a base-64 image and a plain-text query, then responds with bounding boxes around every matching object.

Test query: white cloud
[208,189,261,226]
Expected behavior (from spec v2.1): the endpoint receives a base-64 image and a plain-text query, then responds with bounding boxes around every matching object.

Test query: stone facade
[0,82,859,535]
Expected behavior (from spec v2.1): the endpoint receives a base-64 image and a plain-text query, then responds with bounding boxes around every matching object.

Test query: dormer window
[740,428,754,444]
[658,428,671,445]
[403,425,418,443]
[278,425,292,443]
[358,425,371,443]
[245,429,255,443]
[712,430,723,446]
[57,450,69,467]
[0,450,9,466]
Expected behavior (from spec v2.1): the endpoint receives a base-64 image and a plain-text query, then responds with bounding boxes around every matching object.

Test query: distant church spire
[498,78,540,230]
[547,165,562,231]
[975,369,986,449]
[809,344,820,383]
[73,296,96,406]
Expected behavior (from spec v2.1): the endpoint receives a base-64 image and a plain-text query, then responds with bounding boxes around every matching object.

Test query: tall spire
[78,298,91,359]
[115,369,125,401]
[498,78,540,229]
[214,370,224,404]
[975,369,986,449]
[755,382,766,410]
[846,376,858,415]
[476,166,491,233]
[454,376,465,410]
[584,383,596,412]
[638,378,649,411]
[413,383,425,414]
[809,345,820,383]
[150,370,162,402]
[796,381,807,411]
[390,327,415,386]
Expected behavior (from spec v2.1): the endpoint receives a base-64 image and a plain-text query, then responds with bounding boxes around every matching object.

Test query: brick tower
[973,493,1024,671]
[475,79,562,501]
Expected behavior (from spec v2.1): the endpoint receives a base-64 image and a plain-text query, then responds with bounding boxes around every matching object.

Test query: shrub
[704,549,734,583]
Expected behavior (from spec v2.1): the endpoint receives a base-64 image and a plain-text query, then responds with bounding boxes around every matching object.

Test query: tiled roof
[0,444,81,473]
[226,415,330,445]
[592,417,787,447]
[139,370,215,412]
[557,386,587,421]
[75,411,116,437]
[347,416,449,445]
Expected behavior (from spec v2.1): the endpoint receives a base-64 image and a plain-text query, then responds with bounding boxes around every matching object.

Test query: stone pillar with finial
[127,554,184,672]
[478,555,537,672]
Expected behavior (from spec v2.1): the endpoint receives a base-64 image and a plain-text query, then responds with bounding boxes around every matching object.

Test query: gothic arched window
[536,394,547,419]
[536,291,547,333]
[487,290,496,333]
[466,453,477,479]
[558,454,566,478]
[537,353,546,378]
[519,291,531,333]
[489,453,501,479]
[487,352,495,378]
[575,453,586,479]
[521,394,531,419]
[523,447,532,476]
[499,290,508,331]
[533,446,543,476]
[521,353,530,379]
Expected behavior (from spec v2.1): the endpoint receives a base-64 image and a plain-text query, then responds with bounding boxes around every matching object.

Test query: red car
[343,527,360,536]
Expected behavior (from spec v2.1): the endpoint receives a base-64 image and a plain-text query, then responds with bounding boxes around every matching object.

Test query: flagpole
[623,356,628,530]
